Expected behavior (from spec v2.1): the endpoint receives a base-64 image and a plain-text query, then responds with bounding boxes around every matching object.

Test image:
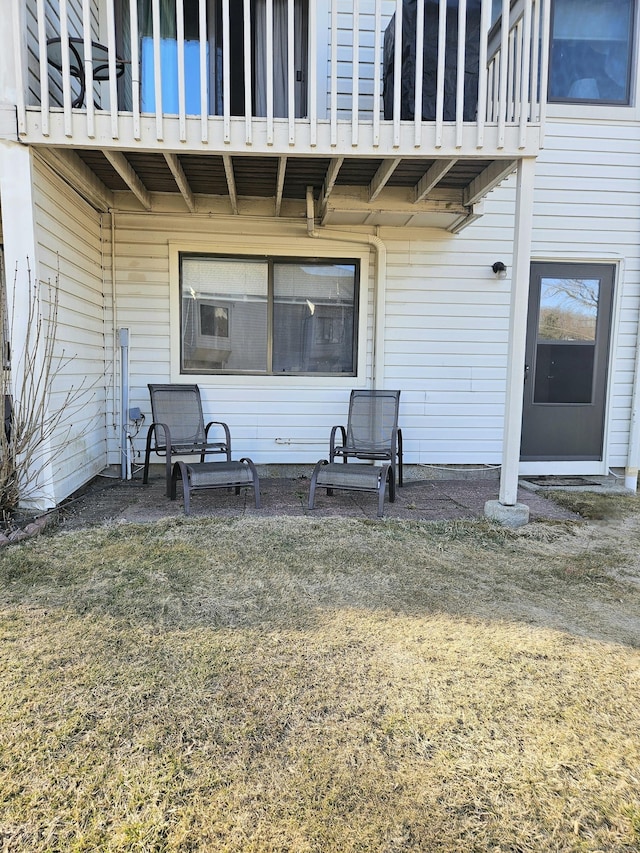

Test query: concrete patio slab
[58,467,580,530]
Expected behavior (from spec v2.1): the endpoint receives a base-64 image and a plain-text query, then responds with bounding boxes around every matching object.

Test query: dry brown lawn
[0,495,638,852]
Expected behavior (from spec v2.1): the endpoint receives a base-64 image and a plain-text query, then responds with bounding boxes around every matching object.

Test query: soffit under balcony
[47,148,517,232]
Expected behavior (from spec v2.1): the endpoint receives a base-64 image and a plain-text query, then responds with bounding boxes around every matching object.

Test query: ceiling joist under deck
[163,153,195,213]
[103,150,152,210]
[42,147,519,231]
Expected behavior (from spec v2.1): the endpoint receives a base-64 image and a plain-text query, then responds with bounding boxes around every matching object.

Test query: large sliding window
[548,0,635,104]
[180,255,359,375]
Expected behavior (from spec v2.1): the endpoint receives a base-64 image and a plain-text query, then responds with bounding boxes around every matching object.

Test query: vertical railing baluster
[455,0,467,148]
[519,0,532,146]
[152,0,164,140]
[507,26,515,122]
[36,0,49,136]
[244,0,252,143]
[538,0,551,137]
[222,0,230,143]
[476,0,490,148]
[498,0,509,147]
[288,0,295,144]
[130,0,141,139]
[435,0,446,148]
[308,0,317,146]
[352,0,359,146]
[414,0,424,147]
[106,0,119,138]
[372,0,382,147]
[330,0,337,146]
[199,0,207,142]
[266,0,274,144]
[530,0,541,122]
[59,0,73,136]
[12,0,26,135]
[392,0,402,147]
[177,0,186,141]
[81,0,94,137]
[514,19,523,125]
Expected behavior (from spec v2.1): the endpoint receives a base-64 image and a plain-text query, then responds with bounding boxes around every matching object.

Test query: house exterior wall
[106,196,519,470]
[528,116,640,471]
[105,210,377,466]
[31,155,109,501]
[102,111,640,478]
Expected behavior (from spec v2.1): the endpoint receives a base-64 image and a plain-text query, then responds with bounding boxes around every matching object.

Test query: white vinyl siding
[528,118,640,468]
[26,108,640,480]
[32,156,108,502]
[106,214,375,466]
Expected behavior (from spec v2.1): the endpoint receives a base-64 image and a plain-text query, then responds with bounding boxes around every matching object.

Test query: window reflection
[538,277,599,341]
[548,0,634,104]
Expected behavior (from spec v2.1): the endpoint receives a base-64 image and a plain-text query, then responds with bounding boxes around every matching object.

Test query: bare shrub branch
[0,257,95,515]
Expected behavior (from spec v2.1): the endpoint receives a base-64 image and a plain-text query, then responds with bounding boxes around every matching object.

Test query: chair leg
[308,459,327,510]
[142,429,154,484]
[377,465,392,517]
[397,429,403,487]
[165,455,174,498]
[242,457,261,508]
[170,461,191,515]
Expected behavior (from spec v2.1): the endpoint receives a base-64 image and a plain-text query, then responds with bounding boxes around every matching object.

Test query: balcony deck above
[13,0,549,228]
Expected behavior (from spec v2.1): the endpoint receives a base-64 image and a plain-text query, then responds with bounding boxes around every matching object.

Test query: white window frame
[169,237,371,387]
[546,0,640,119]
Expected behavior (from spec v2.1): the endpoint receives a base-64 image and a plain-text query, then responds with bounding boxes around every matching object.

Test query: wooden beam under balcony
[369,159,402,202]
[414,159,458,202]
[464,159,518,206]
[103,150,151,210]
[164,153,195,212]
[222,154,238,215]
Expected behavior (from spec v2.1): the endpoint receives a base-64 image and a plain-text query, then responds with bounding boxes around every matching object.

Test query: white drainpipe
[119,327,130,479]
[306,187,387,388]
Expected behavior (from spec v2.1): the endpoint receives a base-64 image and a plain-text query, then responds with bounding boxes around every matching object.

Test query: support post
[486,157,536,526]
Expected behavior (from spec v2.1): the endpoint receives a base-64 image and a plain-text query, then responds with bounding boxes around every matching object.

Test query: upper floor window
[180,255,359,375]
[548,0,635,104]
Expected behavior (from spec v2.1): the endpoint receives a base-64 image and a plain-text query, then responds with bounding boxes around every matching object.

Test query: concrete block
[484,499,530,528]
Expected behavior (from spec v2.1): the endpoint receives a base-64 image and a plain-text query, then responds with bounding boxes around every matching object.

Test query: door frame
[519,256,623,477]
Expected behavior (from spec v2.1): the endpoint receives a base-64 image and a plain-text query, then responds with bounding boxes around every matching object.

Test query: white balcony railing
[15,0,549,153]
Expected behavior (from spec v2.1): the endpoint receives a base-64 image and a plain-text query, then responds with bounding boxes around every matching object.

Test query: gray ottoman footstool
[308,460,394,517]
[170,459,261,515]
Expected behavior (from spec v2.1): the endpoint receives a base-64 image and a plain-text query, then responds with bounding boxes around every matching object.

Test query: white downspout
[119,327,130,479]
[306,187,387,388]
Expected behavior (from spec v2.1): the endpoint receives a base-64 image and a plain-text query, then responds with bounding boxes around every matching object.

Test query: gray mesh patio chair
[142,384,231,496]
[329,389,403,487]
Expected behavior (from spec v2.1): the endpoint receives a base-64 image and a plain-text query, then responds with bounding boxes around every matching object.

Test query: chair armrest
[146,421,172,453]
[205,420,232,454]
[329,425,347,460]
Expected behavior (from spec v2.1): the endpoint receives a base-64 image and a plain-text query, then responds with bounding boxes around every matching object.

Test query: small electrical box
[129,407,143,422]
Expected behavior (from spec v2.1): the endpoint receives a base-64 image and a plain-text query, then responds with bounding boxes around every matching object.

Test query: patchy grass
[546,489,639,521]
[0,515,638,852]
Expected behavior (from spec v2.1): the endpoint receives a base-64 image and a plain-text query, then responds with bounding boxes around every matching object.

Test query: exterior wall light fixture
[492,261,507,278]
